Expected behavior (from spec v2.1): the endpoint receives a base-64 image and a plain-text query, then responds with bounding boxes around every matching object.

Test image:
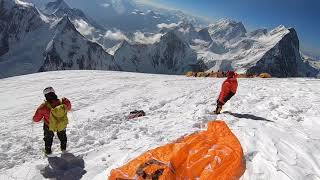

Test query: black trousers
[43,123,67,151]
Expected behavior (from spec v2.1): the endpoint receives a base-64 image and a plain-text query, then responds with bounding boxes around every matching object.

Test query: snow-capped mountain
[159,21,200,44]
[25,0,210,29]
[0,0,198,77]
[302,54,320,77]
[35,0,209,32]
[205,19,247,43]
[113,41,149,72]
[246,28,318,77]
[302,51,320,61]
[0,0,118,78]
[41,16,118,72]
[113,31,197,74]
[1,0,319,78]
[0,0,52,77]
[42,0,69,14]
[42,0,103,35]
[194,21,319,77]
[247,28,268,38]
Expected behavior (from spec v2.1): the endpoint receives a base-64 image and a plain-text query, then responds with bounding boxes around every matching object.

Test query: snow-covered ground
[0,70,319,180]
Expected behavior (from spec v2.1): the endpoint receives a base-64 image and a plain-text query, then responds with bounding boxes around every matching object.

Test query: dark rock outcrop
[113,31,197,74]
[150,31,197,73]
[41,17,118,72]
[198,28,212,42]
[0,0,44,57]
[247,28,319,77]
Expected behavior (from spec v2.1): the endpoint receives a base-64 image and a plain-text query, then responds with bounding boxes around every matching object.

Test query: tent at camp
[259,73,272,78]
[108,121,245,180]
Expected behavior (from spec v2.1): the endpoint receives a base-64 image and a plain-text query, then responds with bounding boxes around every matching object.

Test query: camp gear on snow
[128,110,146,119]
[259,73,272,78]
[109,121,245,180]
[45,100,69,132]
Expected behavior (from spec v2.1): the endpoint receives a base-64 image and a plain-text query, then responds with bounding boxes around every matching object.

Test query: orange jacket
[218,77,238,105]
[33,98,71,125]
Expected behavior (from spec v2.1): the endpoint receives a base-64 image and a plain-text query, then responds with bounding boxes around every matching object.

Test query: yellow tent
[259,73,272,78]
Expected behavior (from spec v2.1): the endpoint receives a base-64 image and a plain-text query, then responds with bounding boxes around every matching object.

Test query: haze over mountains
[0,0,319,78]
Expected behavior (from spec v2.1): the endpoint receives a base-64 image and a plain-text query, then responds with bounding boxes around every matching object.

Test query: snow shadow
[40,153,86,180]
[224,111,274,122]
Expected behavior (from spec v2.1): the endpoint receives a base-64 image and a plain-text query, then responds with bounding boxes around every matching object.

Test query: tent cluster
[108,121,246,180]
[186,71,272,78]
[259,73,272,78]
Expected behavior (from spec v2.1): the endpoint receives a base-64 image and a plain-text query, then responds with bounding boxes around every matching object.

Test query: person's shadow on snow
[224,111,274,122]
[40,153,86,180]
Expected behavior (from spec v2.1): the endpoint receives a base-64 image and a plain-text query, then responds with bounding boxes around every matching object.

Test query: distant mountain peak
[1,0,319,78]
[216,18,237,25]
[178,20,195,29]
[212,18,245,29]
[247,28,268,38]
[207,18,247,41]
[161,30,181,41]
[55,15,77,33]
[3,0,34,10]
[118,40,131,48]
[44,0,70,15]
[269,25,289,36]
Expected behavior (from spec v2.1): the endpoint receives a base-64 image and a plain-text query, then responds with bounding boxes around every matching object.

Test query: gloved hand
[62,97,67,103]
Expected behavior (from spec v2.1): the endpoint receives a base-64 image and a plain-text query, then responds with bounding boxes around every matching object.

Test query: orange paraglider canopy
[108,120,245,180]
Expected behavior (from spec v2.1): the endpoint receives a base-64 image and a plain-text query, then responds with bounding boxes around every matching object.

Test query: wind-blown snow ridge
[15,0,33,7]
[0,71,319,180]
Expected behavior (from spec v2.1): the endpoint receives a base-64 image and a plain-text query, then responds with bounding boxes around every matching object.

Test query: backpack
[45,100,69,132]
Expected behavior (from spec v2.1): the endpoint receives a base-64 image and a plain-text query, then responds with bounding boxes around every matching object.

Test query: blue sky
[145,0,320,57]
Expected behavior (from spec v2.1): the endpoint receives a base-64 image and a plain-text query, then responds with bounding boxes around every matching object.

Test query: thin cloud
[104,30,129,41]
[74,19,95,36]
[157,23,179,29]
[101,3,110,8]
[134,0,177,10]
[134,32,163,44]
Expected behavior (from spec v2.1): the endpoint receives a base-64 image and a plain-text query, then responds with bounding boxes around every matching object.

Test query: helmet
[43,87,55,95]
[227,71,236,78]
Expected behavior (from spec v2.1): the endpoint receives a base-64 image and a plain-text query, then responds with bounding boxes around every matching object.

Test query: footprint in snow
[245,151,259,162]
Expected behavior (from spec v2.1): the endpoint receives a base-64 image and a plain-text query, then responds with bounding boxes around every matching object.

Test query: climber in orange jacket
[215,71,238,114]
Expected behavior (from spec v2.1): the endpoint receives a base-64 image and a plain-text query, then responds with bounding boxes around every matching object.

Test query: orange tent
[108,121,245,180]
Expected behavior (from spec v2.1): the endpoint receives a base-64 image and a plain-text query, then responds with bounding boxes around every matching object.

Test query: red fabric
[218,77,238,105]
[33,98,71,124]
[227,71,235,78]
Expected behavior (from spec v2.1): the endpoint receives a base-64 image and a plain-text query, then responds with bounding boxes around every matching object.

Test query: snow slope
[0,71,319,180]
